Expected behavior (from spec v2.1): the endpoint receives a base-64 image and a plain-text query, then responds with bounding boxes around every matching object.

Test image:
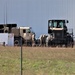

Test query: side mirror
[67,20,69,23]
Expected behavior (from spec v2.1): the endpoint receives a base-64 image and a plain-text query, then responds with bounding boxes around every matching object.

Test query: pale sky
[0,0,75,37]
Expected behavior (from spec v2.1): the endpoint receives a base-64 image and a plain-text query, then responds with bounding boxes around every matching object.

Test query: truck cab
[48,20,68,39]
[19,27,35,40]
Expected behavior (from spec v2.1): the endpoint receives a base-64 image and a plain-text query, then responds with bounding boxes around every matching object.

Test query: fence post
[20,37,23,75]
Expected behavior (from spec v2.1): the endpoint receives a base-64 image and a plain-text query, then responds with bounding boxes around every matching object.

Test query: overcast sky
[0,0,75,37]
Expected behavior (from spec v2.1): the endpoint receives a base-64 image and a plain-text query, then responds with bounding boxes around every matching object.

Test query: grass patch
[22,59,75,75]
[0,46,75,75]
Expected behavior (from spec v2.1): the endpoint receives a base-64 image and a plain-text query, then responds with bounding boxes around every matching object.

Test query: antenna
[4,0,7,33]
[4,1,5,24]
[4,0,7,24]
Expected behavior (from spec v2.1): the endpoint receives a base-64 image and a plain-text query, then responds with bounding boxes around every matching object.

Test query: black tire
[14,40,19,46]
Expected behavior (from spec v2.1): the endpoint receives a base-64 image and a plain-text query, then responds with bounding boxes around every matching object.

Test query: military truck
[0,24,35,46]
[48,20,74,47]
[11,26,35,46]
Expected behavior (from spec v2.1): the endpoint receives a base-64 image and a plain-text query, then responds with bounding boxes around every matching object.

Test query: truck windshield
[48,20,64,28]
[59,21,63,28]
[26,27,33,33]
[26,29,31,33]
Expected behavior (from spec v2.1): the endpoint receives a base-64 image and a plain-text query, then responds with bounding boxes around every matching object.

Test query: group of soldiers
[32,34,54,47]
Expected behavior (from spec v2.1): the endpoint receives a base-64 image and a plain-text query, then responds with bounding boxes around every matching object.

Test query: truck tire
[14,40,19,46]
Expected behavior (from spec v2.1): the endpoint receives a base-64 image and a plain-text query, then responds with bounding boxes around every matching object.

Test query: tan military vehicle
[11,26,35,46]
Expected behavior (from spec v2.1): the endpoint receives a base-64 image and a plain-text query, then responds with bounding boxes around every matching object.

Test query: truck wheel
[71,42,74,48]
[14,40,19,46]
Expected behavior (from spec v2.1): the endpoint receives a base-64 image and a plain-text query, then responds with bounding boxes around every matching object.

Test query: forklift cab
[48,20,68,39]
[48,20,68,33]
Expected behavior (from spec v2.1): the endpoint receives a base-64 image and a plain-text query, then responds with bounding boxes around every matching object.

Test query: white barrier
[0,33,14,46]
